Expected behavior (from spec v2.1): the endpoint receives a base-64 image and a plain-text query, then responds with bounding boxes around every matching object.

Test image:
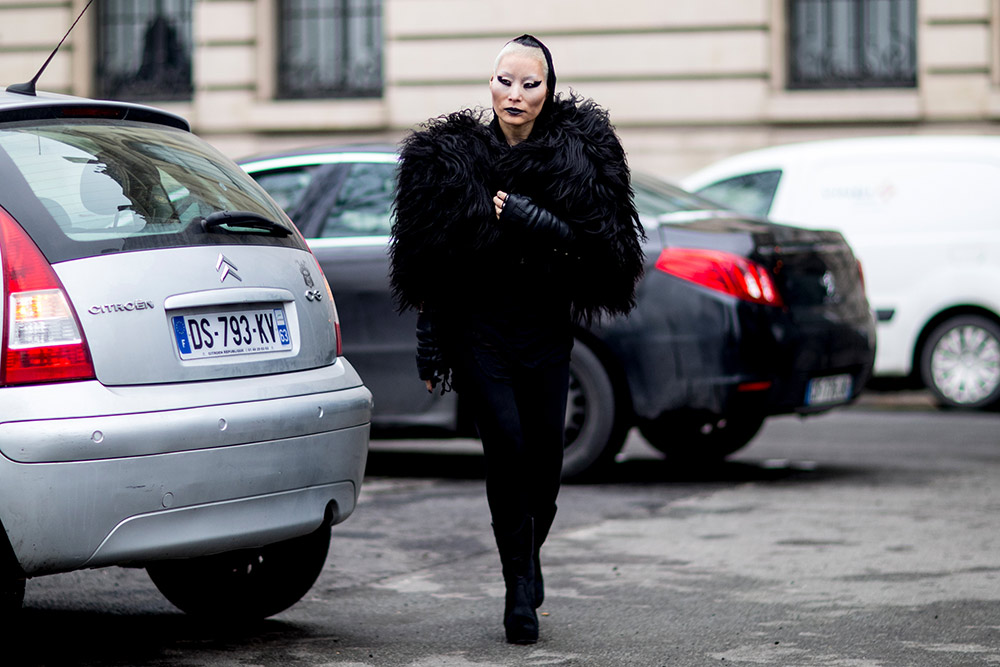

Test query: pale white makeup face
[490,51,548,144]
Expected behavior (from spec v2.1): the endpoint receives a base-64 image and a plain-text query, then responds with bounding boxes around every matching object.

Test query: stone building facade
[2,0,998,180]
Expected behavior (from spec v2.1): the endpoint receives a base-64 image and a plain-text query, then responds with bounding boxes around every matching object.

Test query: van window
[694,170,782,218]
[787,159,1000,232]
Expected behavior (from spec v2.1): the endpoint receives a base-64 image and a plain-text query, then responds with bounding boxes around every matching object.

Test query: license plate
[806,374,853,405]
[171,307,291,360]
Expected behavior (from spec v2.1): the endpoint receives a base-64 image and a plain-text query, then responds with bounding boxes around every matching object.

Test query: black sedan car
[240,145,876,479]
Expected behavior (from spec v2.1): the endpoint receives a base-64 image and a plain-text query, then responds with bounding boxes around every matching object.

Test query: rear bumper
[0,362,372,577]
[604,273,877,420]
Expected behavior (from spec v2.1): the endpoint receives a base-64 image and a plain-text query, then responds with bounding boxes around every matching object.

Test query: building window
[277,0,383,99]
[788,0,917,89]
[95,0,193,102]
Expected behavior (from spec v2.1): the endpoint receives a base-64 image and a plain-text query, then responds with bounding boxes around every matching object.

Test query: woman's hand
[494,190,508,219]
[416,308,449,394]
[496,193,576,247]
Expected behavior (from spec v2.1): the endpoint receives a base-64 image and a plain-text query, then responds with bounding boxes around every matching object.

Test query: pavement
[328,405,1000,666]
[12,387,998,667]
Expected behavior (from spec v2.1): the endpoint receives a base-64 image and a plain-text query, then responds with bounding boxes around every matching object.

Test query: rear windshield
[693,170,782,218]
[0,118,306,262]
[631,173,720,217]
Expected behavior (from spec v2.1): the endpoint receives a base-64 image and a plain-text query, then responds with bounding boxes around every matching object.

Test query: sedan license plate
[172,308,290,360]
[806,374,853,406]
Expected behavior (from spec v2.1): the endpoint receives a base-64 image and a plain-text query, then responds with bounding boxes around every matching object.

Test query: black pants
[455,346,569,534]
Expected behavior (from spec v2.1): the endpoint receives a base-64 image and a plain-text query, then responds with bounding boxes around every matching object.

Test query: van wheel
[562,340,626,480]
[639,411,765,463]
[920,315,1000,410]
[147,525,330,621]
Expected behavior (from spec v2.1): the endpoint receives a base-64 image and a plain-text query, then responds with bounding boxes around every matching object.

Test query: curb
[854,389,936,411]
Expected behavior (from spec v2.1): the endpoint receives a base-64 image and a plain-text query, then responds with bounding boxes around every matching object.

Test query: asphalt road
[12,392,1000,667]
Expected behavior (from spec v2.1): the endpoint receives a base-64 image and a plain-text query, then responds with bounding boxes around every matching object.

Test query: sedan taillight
[0,207,95,385]
[655,247,785,308]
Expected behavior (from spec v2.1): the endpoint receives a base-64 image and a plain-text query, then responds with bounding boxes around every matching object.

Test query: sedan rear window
[0,119,306,263]
[318,162,396,238]
[251,165,322,213]
[631,173,720,217]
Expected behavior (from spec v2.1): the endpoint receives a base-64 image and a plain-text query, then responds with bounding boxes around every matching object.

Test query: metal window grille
[277,0,383,99]
[95,0,193,101]
[788,0,917,89]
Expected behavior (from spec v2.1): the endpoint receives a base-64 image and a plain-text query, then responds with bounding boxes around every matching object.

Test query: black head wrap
[509,34,556,110]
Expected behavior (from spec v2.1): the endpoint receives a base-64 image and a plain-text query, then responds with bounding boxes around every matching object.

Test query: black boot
[493,518,538,644]
[532,505,556,609]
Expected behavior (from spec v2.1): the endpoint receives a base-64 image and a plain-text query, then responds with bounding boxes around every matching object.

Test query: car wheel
[562,340,626,480]
[0,578,24,618]
[920,315,1000,410]
[146,525,331,621]
[639,411,765,463]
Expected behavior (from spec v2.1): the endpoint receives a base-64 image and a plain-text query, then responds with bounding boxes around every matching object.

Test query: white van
[682,136,1000,410]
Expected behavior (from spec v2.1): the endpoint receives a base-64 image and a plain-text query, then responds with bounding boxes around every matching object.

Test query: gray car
[0,88,372,619]
[240,145,875,481]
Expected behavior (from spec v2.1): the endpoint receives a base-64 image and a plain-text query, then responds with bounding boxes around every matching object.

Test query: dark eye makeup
[495,76,543,89]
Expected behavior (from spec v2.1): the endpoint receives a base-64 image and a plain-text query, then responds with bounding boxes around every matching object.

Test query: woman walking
[390,34,644,644]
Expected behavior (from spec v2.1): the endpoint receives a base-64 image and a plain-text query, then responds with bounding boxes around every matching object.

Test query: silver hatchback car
[0,89,371,619]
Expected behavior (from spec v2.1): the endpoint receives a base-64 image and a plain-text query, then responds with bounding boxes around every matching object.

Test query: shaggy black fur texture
[390,93,645,324]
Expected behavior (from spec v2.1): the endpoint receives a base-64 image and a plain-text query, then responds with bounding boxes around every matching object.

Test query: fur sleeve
[542,95,647,322]
[389,110,496,312]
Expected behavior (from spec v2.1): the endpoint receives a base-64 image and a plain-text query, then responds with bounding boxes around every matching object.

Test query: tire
[920,315,1000,410]
[562,340,626,480]
[0,578,24,619]
[639,411,765,463]
[147,525,331,621]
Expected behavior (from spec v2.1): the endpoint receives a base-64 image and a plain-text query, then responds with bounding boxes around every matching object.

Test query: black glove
[416,309,450,393]
[500,193,575,247]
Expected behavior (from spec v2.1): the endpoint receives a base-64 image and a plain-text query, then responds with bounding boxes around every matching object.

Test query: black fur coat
[390,93,645,326]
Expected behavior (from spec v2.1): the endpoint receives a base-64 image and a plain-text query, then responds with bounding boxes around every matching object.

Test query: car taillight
[0,207,95,385]
[655,247,785,308]
[313,255,341,357]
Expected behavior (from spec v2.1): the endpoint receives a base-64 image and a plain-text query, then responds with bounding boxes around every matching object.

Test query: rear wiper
[199,210,290,236]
